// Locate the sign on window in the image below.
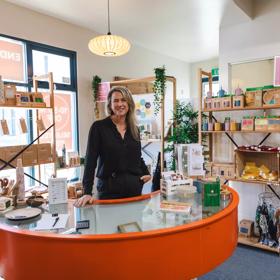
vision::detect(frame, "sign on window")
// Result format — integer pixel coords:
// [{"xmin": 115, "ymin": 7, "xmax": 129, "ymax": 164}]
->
[{"xmin": 0, "ymin": 37, "xmax": 25, "ymax": 83}]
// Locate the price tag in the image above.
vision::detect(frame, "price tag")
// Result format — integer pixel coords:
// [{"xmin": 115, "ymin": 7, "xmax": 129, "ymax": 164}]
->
[
  {"xmin": 1, "ymin": 119, "xmax": 10, "ymax": 135},
  {"xmin": 19, "ymin": 118, "xmax": 28, "ymax": 133}
]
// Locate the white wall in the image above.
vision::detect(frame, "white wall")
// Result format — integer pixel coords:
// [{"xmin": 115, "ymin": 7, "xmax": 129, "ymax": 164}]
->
[
  {"xmin": 0, "ymin": 1, "xmax": 190, "ymax": 155},
  {"xmin": 219, "ymin": 0, "xmax": 280, "ymax": 222}
]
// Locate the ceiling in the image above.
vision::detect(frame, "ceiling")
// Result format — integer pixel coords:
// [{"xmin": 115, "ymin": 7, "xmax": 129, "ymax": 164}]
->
[{"xmin": 6, "ymin": 0, "xmax": 242, "ymax": 63}]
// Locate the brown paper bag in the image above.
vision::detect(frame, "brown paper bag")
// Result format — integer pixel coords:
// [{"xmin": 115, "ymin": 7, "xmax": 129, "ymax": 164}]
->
[
  {"xmin": 1, "ymin": 119, "xmax": 10, "ymax": 135},
  {"xmin": 19, "ymin": 118, "xmax": 28, "ymax": 133}
]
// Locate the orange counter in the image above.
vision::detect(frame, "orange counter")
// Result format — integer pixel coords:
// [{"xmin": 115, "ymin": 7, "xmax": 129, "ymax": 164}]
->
[{"xmin": 0, "ymin": 188, "xmax": 239, "ymax": 280}]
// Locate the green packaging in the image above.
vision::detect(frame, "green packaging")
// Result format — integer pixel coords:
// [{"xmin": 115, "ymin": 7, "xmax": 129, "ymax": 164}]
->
[{"xmin": 203, "ymin": 181, "xmax": 220, "ymax": 207}]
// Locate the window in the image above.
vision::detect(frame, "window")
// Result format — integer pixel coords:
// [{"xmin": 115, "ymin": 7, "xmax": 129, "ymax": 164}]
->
[
  {"xmin": 0, "ymin": 34, "xmax": 79, "ymax": 185},
  {"xmin": 202, "ymin": 76, "xmax": 219, "ymax": 97}
]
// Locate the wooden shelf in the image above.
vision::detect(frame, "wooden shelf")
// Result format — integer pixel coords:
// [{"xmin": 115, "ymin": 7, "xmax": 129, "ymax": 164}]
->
[
  {"xmin": 229, "ymin": 177, "xmax": 279, "ymax": 185},
  {"xmin": 238, "ymin": 235, "xmax": 279, "ymax": 254},
  {"xmin": 0, "ymin": 105, "xmax": 52, "ymax": 109},
  {"xmin": 57, "ymin": 165, "xmax": 82, "ymax": 170},
  {"xmin": 237, "ymin": 149, "xmax": 280, "ymax": 154},
  {"xmin": 202, "ymin": 130, "xmax": 280, "ymax": 134},
  {"xmin": 203, "ymin": 104, "xmax": 280, "ymax": 112}
]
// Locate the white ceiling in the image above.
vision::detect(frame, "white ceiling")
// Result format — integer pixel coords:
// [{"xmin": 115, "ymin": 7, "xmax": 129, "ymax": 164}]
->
[{"xmin": 6, "ymin": 0, "xmax": 237, "ymax": 63}]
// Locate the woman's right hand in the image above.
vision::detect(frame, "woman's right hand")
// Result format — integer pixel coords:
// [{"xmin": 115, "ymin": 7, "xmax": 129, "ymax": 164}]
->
[{"xmin": 74, "ymin": 195, "xmax": 94, "ymax": 208}]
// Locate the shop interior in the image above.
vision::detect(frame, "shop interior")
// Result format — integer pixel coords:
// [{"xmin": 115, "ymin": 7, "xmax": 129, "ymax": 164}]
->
[{"xmin": 0, "ymin": 1, "xmax": 280, "ymax": 280}]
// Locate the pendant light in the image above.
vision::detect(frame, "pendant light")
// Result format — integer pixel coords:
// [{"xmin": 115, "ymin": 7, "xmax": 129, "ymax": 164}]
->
[{"xmin": 88, "ymin": 0, "xmax": 131, "ymax": 57}]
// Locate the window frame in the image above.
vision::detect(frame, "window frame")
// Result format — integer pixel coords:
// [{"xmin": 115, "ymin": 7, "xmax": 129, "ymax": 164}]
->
[{"xmin": 0, "ymin": 33, "xmax": 79, "ymax": 152}]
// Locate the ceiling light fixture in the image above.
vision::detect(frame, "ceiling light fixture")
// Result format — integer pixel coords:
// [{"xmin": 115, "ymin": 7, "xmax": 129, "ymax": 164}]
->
[{"xmin": 88, "ymin": 0, "xmax": 131, "ymax": 57}]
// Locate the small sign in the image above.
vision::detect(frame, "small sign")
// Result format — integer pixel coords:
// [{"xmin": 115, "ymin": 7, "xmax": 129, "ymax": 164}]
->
[{"xmin": 48, "ymin": 178, "xmax": 68, "ymax": 204}]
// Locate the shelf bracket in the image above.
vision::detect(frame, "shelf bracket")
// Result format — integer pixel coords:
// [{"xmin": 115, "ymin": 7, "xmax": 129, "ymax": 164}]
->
[
  {"xmin": 225, "ymin": 132, "xmax": 239, "ymax": 148},
  {"xmin": 266, "ymin": 183, "xmax": 280, "ymax": 201},
  {"xmin": 258, "ymin": 133, "xmax": 271, "ymax": 146},
  {"xmin": 0, "ymin": 158, "xmax": 48, "ymax": 188},
  {"xmin": 0, "ymin": 123, "xmax": 54, "ymax": 170}
]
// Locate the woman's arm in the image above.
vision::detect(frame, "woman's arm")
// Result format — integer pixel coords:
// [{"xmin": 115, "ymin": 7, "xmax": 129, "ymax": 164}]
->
[{"xmin": 82, "ymin": 122, "xmax": 101, "ymax": 195}]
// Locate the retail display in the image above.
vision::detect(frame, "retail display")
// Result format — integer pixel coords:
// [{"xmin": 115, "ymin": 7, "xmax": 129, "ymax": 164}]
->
[{"xmin": 198, "ymin": 68, "xmax": 280, "ymax": 253}]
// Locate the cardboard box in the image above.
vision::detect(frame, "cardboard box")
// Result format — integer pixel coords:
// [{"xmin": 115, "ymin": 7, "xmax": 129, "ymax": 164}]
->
[
  {"xmin": 221, "ymin": 96, "xmax": 232, "ymax": 109},
  {"xmin": 0, "ymin": 147, "xmax": 6, "ymax": 169},
  {"xmin": 267, "ymin": 118, "xmax": 280, "ymax": 131},
  {"xmin": 245, "ymin": 90, "xmax": 262, "ymax": 107},
  {"xmin": 203, "ymin": 180, "xmax": 220, "ymax": 207},
  {"xmin": 255, "ymin": 118, "xmax": 268, "ymax": 131},
  {"xmin": 22, "ymin": 145, "xmax": 38, "ymax": 166},
  {"xmin": 242, "ymin": 117, "xmax": 255, "ymax": 131},
  {"xmin": 4, "ymin": 145, "xmax": 23, "ymax": 168},
  {"xmin": 239, "ymin": 219, "xmax": 254, "ymax": 237},
  {"xmin": 37, "ymin": 143, "xmax": 53, "ymax": 164},
  {"xmin": 233, "ymin": 95, "xmax": 244, "ymax": 108}
]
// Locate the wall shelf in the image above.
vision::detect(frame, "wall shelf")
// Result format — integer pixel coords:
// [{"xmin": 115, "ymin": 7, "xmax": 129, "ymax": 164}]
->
[
  {"xmin": 238, "ymin": 235, "xmax": 279, "ymax": 254},
  {"xmin": 203, "ymin": 104, "xmax": 280, "ymax": 112},
  {"xmin": 201, "ymin": 130, "xmax": 280, "ymax": 134}
]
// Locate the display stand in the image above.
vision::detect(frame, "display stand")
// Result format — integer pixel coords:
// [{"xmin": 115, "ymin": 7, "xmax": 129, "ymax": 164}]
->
[
  {"xmin": 0, "ymin": 72, "xmax": 56, "ymax": 188},
  {"xmin": 198, "ymin": 68, "xmax": 280, "ymax": 254},
  {"xmin": 109, "ymin": 76, "xmax": 177, "ymax": 172}
]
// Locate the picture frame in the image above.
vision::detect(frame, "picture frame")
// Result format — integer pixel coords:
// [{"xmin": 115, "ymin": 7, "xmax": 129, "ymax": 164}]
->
[{"xmin": 117, "ymin": 222, "xmax": 142, "ymax": 233}]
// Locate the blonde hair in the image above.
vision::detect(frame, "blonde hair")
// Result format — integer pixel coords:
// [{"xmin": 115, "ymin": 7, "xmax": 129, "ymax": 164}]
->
[{"xmin": 107, "ymin": 86, "xmax": 139, "ymax": 141}]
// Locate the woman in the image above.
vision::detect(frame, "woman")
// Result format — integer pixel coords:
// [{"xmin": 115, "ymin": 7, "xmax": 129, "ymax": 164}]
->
[{"xmin": 75, "ymin": 86, "xmax": 151, "ymax": 207}]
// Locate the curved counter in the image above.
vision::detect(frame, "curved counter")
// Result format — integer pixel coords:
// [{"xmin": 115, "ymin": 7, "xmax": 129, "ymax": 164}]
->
[{"xmin": 0, "ymin": 188, "xmax": 239, "ymax": 280}]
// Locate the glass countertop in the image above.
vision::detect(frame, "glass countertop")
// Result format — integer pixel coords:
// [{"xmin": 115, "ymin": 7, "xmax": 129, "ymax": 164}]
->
[{"xmin": 0, "ymin": 192, "xmax": 231, "ymax": 235}]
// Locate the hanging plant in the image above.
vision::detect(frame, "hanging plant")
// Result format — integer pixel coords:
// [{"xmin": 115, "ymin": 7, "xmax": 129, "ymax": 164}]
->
[
  {"xmin": 91, "ymin": 75, "xmax": 102, "ymax": 119},
  {"xmin": 153, "ymin": 66, "xmax": 166, "ymax": 115}
]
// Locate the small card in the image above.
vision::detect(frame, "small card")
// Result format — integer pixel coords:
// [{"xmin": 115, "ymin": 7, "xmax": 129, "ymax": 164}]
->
[
  {"xmin": 1, "ymin": 119, "xmax": 10, "ymax": 135},
  {"xmin": 34, "ymin": 213, "xmax": 69, "ymax": 230},
  {"xmin": 19, "ymin": 118, "xmax": 28, "ymax": 133},
  {"xmin": 48, "ymin": 178, "xmax": 68, "ymax": 204},
  {"xmin": 37, "ymin": 118, "xmax": 46, "ymax": 131}
]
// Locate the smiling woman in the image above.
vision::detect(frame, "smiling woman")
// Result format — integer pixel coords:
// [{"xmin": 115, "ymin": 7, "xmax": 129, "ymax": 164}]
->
[{"xmin": 75, "ymin": 86, "xmax": 151, "ymax": 207}]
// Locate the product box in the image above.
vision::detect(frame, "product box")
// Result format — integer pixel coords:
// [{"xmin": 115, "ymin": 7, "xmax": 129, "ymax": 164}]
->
[
  {"xmin": 239, "ymin": 219, "xmax": 254, "ymax": 237},
  {"xmin": 245, "ymin": 89, "xmax": 262, "ymax": 107},
  {"xmin": 204, "ymin": 98, "xmax": 212, "ymax": 110},
  {"xmin": 267, "ymin": 118, "xmax": 280, "ymax": 131},
  {"xmin": 37, "ymin": 143, "xmax": 53, "ymax": 164},
  {"xmin": 255, "ymin": 117, "xmax": 268, "ymax": 131},
  {"xmin": 241, "ymin": 117, "xmax": 255, "ymax": 131},
  {"xmin": 4, "ymin": 145, "xmax": 23, "ymax": 168},
  {"xmin": 4, "ymin": 85, "xmax": 16, "ymax": 106},
  {"xmin": 203, "ymin": 181, "xmax": 220, "ymax": 207},
  {"xmin": 22, "ymin": 145, "xmax": 38, "ymax": 166},
  {"xmin": 232, "ymin": 95, "xmax": 244, "ymax": 108},
  {"xmin": 221, "ymin": 96, "xmax": 232, "ymax": 109}
]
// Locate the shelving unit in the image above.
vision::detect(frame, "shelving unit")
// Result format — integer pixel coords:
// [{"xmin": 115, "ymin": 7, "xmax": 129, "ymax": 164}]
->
[
  {"xmin": 0, "ymin": 72, "xmax": 56, "ymax": 188},
  {"xmin": 198, "ymin": 68, "xmax": 280, "ymax": 254}
]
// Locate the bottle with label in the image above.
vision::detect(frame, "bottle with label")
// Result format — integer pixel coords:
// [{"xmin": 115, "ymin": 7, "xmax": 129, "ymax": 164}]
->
[
  {"xmin": 0, "ymin": 75, "xmax": 5, "ymax": 104},
  {"xmin": 62, "ymin": 144, "xmax": 66, "ymax": 167},
  {"xmin": 16, "ymin": 158, "xmax": 25, "ymax": 201}
]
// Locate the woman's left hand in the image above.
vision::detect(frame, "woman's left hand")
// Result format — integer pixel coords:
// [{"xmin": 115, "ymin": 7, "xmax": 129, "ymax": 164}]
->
[{"xmin": 140, "ymin": 175, "xmax": 152, "ymax": 184}]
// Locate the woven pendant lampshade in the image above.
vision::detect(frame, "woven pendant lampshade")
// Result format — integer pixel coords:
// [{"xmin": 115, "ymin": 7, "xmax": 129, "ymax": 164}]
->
[
  {"xmin": 88, "ymin": 0, "xmax": 130, "ymax": 57},
  {"xmin": 88, "ymin": 33, "xmax": 130, "ymax": 57}
]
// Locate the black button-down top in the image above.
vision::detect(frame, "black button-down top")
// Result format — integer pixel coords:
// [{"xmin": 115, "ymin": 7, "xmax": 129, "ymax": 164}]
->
[{"xmin": 82, "ymin": 117, "xmax": 150, "ymax": 195}]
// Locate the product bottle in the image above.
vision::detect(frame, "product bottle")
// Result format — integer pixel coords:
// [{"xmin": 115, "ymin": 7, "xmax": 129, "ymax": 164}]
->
[
  {"xmin": 16, "ymin": 158, "xmax": 25, "ymax": 201},
  {"xmin": 62, "ymin": 144, "xmax": 66, "ymax": 167},
  {"xmin": 0, "ymin": 75, "xmax": 5, "ymax": 104}
]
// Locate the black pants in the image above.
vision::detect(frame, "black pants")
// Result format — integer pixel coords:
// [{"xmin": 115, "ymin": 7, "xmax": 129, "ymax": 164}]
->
[{"xmin": 96, "ymin": 173, "xmax": 144, "ymax": 200}]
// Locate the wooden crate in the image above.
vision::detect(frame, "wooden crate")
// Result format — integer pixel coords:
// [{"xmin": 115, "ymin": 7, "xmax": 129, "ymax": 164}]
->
[
  {"xmin": 233, "ymin": 95, "xmax": 244, "ymax": 108},
  {"xmin": 235, "ymin": 150, "xmax": 280, "ymax": 181}
]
